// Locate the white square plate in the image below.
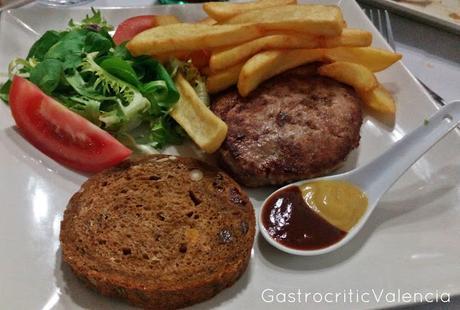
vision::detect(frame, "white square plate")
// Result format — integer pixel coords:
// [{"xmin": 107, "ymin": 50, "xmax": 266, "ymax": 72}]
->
[{"xmin": 0, "ymin": 1, "xmax": 459, "ymax": 309}]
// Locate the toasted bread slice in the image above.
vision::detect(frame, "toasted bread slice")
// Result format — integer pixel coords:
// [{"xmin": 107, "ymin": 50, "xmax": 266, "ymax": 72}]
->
[{"xmin": 60, "ymin": 155, "xmax": 255, "ymax": 309}]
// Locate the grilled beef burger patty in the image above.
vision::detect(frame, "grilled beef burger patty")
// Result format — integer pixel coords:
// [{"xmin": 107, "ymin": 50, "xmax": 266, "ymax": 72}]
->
[{"xmin": 211, "ymin": 65, "xmax": 363, "ymax": 187}]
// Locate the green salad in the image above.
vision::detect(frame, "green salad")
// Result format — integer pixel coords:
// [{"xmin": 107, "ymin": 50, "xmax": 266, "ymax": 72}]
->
[{"xmin": 0, "ymin": 9, "xmax": 207, "ymax": 153}]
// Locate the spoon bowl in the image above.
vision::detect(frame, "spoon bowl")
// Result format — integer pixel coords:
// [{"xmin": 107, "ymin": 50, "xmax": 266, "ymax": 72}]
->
[{"xmin": 259, "ymin": 100, "xmax": 460, "ymax": 256}]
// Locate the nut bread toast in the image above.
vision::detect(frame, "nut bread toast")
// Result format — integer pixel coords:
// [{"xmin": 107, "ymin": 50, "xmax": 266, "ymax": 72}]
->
[{"xmin": 60, "ymin": 155, "xmax": 255, "ymax": 309}]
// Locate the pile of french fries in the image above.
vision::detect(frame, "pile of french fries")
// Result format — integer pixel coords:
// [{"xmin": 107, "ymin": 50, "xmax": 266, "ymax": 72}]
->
[{"xmin": 126, "ymin": 0, "xmax": 402, "ymax": 153}]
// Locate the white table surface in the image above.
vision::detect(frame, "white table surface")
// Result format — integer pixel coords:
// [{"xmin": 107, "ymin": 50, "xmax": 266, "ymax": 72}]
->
[{"xmin": 9, "ymin": 0, "xmax": 460, "ymax": 309}]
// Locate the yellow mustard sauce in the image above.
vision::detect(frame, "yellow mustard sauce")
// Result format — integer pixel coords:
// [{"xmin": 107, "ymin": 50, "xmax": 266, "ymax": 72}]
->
[{"xmin": 300, "ymin": 180, "xmax": 368, "ymax": 232}]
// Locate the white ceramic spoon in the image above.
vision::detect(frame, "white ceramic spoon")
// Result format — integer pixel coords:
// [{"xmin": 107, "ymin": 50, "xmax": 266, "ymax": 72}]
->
[{"xmin": 259, "ymin": 100, "xmax": 460, "ymax": 256}]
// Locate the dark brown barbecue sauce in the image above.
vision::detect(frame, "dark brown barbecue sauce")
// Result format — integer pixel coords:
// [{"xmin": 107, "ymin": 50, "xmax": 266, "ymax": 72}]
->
[{"xmin": 261, "ymin": 185, "xmax": 346, "ymax": 250}]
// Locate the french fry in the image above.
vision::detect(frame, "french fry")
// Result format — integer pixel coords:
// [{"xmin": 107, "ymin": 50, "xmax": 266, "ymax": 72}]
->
[
  {"xmin": 322, "ymin": 28, "xmax": 372, "ymax": 48},
  {"xmin": 318, "ymin": 61, "xmax": 378, "ymax": 92},
  {"xmin": 196, "ymin": 17, "xmax": 218, "ymax": 25},
  {"xmin": 210, "ymin": 35, "xmax": 312, "ymax": 71},
  {"xmin": 357, "ymin": 84, "xmax": 396, "ymax": 116},
  {"xmin": 203, "ymin": 0, "xmax": 297, "ymax": 22},
  {"xmin": 238, "ymin": 49, "xmax": 324, "ymax": 97},
  {"xmin": 209, "ymin": 29, "xmax": 371, "ymax": 71},
  {"xmin": 207, "ymin": 63, "xmax": 244, "ymax": 94},
  {"xmin": 127, "ymin": 23, "xmax": 263, "ymax": 56},
  {"xmin": 263, "ymin": 28, "xmax": 371, "ymax": 46},
  {"xmin": 154, "ymin": 15, "xmax": 182, "ymax": 25},
  {"xmin": 171, "ymin": 74, "xmax": 228, "ymax": 153},
  {"xmin": 224, "ymin": 5, "xmax": 345, "ymax": 36},
  {"xmin": 324, "ymin": 47, "xmax": 402, "ymax": 72}
]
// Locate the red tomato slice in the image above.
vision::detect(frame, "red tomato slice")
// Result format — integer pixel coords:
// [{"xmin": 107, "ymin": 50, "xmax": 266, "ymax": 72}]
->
[
  {"xmin": 114, "ymin": 15, "xmax": 180, "ymax": 45},
  {"xmin": 113, "ymin": 15, "xmax": 157, "ymax": 45},
  {"xmin": 9, "ymin": 76, "xmax": 132, "ymax": 173},
  {"xmin": 189, "ymin": 49, "xmax": 211, "ymax": 69}
]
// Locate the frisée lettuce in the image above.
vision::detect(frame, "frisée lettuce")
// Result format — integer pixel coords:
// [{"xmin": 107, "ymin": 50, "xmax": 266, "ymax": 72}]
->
[{"xmin": 0, "ymin": 9, "xmax": 186, "ymax": 152}]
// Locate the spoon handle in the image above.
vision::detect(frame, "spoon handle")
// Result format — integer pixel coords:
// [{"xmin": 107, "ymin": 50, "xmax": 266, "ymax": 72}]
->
[{"xmin": 353, "ymin": 101, "xmax": 460, "ymax": 201}]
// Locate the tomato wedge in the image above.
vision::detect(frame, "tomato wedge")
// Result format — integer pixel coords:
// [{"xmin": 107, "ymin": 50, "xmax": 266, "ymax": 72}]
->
[
  {"xmin": 113, "ymin": 15, "xmax": 180, "ymax": 45},
  {"xmin": 189, "ymin": 49, "xmax": 211, "ymax": 70},
  {"xmin": 9, "ymin": 76, "xmax": 132, "ymax": 173}
]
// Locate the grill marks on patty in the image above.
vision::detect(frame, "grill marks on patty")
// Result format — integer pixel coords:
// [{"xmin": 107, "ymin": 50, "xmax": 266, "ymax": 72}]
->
[{"xmin": 212, "ymin": 65, "xmax": 363, "ymax": 187}]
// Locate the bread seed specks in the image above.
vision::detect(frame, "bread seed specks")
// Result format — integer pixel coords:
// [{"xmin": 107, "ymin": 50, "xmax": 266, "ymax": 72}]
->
[
  {"xmin": 240, "ymin": 221, "xmax": 249, "ymax": 235},
  {"xmin": 218, "ymin": 229, "xmax": 233, "ymax": 244},
  {"xmin": 190, "ymin": 169, "xmax": 203, "ymax": 181},
  {"xmin": 229, "ymin": 188, "xmax": 244, "ymax": 206},
  {"xmin": 188, "ymin": 191, "xmax": 201, "ymax": 206},
  {"xmin": 179, "ymin": 244, "xmax": 187, "ymax": 253}
]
